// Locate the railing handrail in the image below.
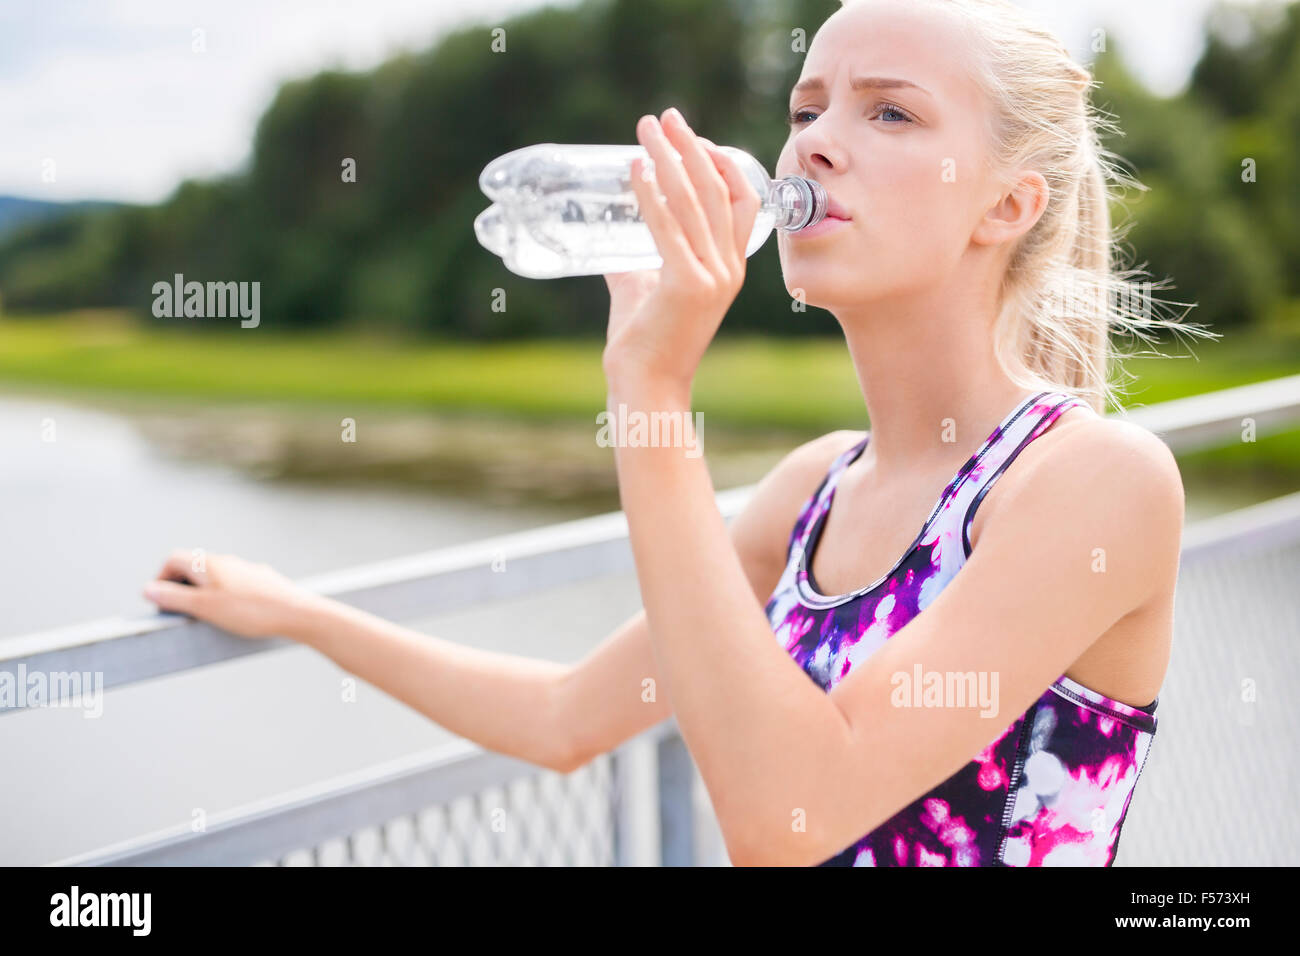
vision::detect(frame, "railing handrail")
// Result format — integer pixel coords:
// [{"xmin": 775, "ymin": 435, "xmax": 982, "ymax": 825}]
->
[
  {"xmin": 3, "ymin": 374, "xmax": 1299, "ymax": 717},
  {"xmin": 1114, "ymin": 372, "xmax": 1300, "ymax": 453}
]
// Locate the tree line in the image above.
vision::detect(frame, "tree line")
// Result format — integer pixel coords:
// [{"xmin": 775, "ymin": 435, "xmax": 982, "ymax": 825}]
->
[{"xmin": 0, "ymin": 0, "xmax": 1296, "ymax": 340}]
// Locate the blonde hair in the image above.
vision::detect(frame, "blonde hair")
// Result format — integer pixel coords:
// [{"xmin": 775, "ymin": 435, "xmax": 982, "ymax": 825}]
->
[{"xmin": 836, "ymin": 0, "xmax": 1217, "ymax": 413}]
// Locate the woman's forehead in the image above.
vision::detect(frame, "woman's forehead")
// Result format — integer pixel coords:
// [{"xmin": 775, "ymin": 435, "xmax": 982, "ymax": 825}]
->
[
  {"xmin": 802, "ymin": 0, "xmax": 973, "ymax": 94},
  {"xmin": 800, "ymin": 0, "xmax": 977, "ymax": 87}
]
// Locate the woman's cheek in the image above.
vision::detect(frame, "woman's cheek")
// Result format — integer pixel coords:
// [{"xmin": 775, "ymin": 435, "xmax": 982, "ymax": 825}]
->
[{"xmin": 888, "ymin": 182, "xmax": 962, "ymax": 255}]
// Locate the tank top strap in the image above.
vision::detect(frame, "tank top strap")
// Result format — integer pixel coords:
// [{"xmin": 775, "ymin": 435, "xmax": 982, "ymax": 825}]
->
[
  {"xmin": 786, "ymin": 432, "xmax": 870, "ymax": 564},
  {"xmin": 949, "ymin": 391, "xmax": 1094, "ymax": 558}
]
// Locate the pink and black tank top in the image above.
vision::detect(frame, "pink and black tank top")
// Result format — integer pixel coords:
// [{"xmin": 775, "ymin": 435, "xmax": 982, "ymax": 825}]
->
[{"xmin": 763, "ymin": 390, "xmax": 1158, "ymax": 866}]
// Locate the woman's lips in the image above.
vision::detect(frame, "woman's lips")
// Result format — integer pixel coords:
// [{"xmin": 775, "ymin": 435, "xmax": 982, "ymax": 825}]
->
[
  {"xmin": 782, "ymin": 182, "xmax": 851, "ymax": 238},
  {"xmin": 789, "ymin": 215, "xmax": 851, "ymax": 239},
  {"xmin": 790, "ymin": 193, "xmax": 852, "ymax": 239},
  {"xmin": 824, "ymin": 196, "xmax": 852, "ymax": 220}
]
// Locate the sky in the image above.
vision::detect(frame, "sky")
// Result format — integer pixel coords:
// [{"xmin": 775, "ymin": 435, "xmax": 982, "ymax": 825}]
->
[{"xmin": 0, "ymin": 0, "xmax": 1279, "ymax": 203}]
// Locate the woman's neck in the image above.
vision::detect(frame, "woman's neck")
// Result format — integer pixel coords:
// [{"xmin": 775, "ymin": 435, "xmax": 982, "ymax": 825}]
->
[{"xmin": 834, "ymin": 292, "xmax": 1044, "ymax": 480}]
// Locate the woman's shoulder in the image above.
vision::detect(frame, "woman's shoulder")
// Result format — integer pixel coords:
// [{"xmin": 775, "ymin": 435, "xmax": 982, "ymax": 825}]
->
[
  {"xmin": 746, "ymin": 428, "xmax": 867, "ymax": 513},
  {"xmin": 728, "ymin": 429, "xmax": 868, "ymax": 588},
  {"xmin": 997, "ymin": 410, "xmax": 1182, "ymax": 700},
  {"xmin": 1052, "ymin": 411, "xmax": 1184, "ymax": 509},
  {"xmin": 981, "ymin": 408, "xmax": 1184, "ymax": 575}
]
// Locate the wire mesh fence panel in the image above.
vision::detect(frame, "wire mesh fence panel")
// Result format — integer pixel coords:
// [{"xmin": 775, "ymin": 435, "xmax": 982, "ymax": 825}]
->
[
  {"xmin": 1117, "ymin": 536, "xmax": 1300, "ymax": 866},
  {"xmin": 260, "ymin": 753, "xmax": 620, "ymax": 866}
]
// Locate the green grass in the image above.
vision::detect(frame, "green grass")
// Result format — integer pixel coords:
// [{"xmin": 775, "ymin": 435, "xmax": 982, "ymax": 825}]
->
[
  {"xmin": 0, "ymin": 310, "xmax": 1297, "ymax": 434},
  {"xmin": 0, "ymin": 311, "xmax": 610, "ymax": 421}
]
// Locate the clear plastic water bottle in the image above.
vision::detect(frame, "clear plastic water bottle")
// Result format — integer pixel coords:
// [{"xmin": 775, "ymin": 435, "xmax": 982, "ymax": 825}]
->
[{"xmin": 473, "ymin": 143, "xmax": 828, "ymax": 279}]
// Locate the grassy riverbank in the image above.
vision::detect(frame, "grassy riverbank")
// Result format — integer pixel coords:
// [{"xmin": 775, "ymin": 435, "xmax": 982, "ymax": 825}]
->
[
  {"xmin": 2, "ymin": 310, "xmax": 1296, "ymax": 512},
  {"xmin": 1, "ymin": 309, "xmax": 1297, "ymax": 429}
]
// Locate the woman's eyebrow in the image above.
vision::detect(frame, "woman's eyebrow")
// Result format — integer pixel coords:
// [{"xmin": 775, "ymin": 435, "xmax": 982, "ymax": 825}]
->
[{"xmin": 790, "ymin": 75, "xmax": 932, "ymax": 98}]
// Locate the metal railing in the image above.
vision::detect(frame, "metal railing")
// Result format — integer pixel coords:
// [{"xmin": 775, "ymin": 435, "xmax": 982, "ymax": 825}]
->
[{"xmin": 5, "ymin": 374, "xmax": 1300, "ymax": 866}]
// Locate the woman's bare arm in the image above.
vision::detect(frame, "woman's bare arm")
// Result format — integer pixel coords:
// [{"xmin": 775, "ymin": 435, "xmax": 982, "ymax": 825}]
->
[
  {"xmin": 295, "ymin": 600, "xmax": 577, "ymax": 770},
  {"xmin": 555, "ymin": 429, "xmax": 864, "ymax": 771},
  {"xmin": 142, "ymin": 430, "xmax": 861, "ymax": 775}
]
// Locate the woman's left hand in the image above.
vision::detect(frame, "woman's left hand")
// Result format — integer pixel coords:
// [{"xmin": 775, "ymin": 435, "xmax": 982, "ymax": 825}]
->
[{"xmin": 601, "ymin": 107, "xmax": 761, "ymax": 396}]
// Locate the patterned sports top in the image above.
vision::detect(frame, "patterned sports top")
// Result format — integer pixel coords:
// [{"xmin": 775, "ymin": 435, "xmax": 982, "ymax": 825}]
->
[{"xmin": 763, "ymin": 390, "xmax": 1159, "ymax": 866}]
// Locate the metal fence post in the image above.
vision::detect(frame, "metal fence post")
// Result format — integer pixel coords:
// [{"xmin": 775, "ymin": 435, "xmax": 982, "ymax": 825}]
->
[
  {"xmin": 657, "ymin": 732, "xmax": 695, "ymax": 867},
  {"xmin": 612, "ymin": 736, "xmax": 659, "ymax": 866}
]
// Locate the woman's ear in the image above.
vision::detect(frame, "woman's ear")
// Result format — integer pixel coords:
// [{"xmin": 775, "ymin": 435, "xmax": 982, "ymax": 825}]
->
[{"xmin": 972, "ymin": 169, "xmax": 1050, "ymax": 246}]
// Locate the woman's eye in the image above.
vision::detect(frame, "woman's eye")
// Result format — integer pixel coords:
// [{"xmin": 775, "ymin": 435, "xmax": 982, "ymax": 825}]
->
[
  {"xmin": 787, "ymin": 109, "xmax": 817, "ymax": 126},
  {"xmin": 875, "ymin": 103, "xmax": 913, "ymax": 123}
]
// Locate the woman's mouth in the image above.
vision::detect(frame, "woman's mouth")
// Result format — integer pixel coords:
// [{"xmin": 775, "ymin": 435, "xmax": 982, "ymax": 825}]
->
[
  {"xmin": 789, "ymin": 191, "xmax": 852, "ymax": 240},
  {"xmin": 824, "ymin": 196, "xmax": 853, "ymax": 221},
  {"xmin": 791, "ymin": 212, "xmax": 851, "ymax": 240},
  {"xmin": 789, "ymin": 216, "xmax": 850, "ymax": 239}
]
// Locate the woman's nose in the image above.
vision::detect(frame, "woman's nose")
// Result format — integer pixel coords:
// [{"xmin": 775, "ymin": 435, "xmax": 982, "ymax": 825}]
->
[{"xmin": 794, "ymin": 125, "xmax": 844, "ymax": 174}]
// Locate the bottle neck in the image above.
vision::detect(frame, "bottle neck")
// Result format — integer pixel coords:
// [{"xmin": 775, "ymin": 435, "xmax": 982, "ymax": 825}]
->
[
  {"xmin": 766, "ymin": 177, "xmax": 828, "ymax": 231},
  {"xmin": 717, "ymin": 147, "xmax": 827, "ymax": 232}
]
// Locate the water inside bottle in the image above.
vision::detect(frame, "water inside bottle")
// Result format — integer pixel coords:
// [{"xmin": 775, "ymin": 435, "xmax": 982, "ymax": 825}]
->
[
  {"xmin": 476, "ymin": 194, "xmax": 779, "ymax": 278},
  {"xmin": 474, "ymin": 143, "xmax": 788, "ymax": 278}
]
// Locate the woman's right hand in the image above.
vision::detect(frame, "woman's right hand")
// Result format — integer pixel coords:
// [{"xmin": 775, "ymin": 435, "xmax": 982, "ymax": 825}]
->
[{"xmin": 143, "ymin": 549, "xmax": 322, "ymax": 640}]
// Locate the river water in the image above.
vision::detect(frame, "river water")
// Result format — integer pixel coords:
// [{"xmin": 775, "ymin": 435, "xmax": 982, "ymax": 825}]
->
[{"xmin": 0, "ymin": 392, "xmax": 594, "ymax": 636}]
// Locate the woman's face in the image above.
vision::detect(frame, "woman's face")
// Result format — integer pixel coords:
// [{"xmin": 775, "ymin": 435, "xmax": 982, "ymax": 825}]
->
[{"xmin": 774, "ymin": 0, "xmax": 1000, "ymax": 310}]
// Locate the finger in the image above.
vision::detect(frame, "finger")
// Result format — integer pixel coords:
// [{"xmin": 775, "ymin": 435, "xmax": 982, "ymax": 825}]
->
[
  {"xmin": 157, "ymin": 548, "xmax": 208, "ymax": 586},
  {"xmin": 701, "ymin": 140, "xmax": 762, "ymax": 263},
  {"xmin": 630, "ymin": 157, "xmax": 709, "ymax": 282},
  {"xmin": 143, "ymin": 579, "xmax": 204, "ymax": 617},
  {"xmin": 660, "ymin": 110, "xmax": 735, "ymax": 273},
  {"xmin": 636, "ymin": 114, "xmax": 724, "ymax": 275}
]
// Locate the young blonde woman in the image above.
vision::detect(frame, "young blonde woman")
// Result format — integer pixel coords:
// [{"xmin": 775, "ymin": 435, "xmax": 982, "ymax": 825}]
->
[{"xmin": 145, "ymin": 0, "xmax": 1208, "ymax": 866}]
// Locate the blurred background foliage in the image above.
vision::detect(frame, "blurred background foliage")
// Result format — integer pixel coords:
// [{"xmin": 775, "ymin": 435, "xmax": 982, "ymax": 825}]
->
[{"xmin": 0, "ymin": 0, "xmax": 1298, "ymax": 345}]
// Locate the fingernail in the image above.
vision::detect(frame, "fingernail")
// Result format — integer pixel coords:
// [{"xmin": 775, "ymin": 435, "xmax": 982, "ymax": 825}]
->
[
  {"xmin": 666, "ymin": 107, "xmax": 684, "ymax": 125},
  {"xmin": 143, "ymin": 582, "xmax": 162, "ymax": 600}
]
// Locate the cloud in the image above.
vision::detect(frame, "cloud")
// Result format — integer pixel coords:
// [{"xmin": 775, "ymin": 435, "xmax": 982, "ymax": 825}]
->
[{"xmin": 0, "ymin": 0, "xmax": 564, "ymax": 202}]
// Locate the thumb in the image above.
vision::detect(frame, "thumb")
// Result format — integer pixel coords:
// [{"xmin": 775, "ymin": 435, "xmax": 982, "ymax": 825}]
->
[{"xmin": 144, "ymin": 580, "xmax": 203, "ymax": 617}]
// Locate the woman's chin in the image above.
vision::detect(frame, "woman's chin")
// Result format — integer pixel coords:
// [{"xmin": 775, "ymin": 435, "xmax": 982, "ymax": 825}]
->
[{"xmin": 780, "ymin": 268, "xmax": 858, "ymax": 311}]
